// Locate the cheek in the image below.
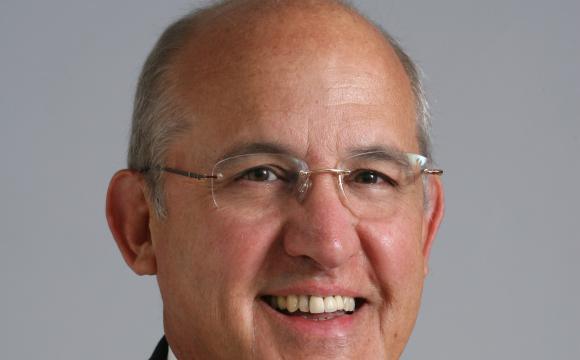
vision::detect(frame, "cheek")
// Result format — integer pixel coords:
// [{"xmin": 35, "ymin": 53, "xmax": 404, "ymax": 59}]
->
[
  {"xmin": 201, "ymin": 213, "xmax": 282, "ymax": 288},
  {"xmin": 157, "ymin": 197, "xmax": 284, "ymax": 299},
  {"xmin": 152, "ymin": 201, "xmax": 285, "ymax": 355},
  {"xmin": 356, "ymin": 212, "xmax": 426, "ymax": 294}
]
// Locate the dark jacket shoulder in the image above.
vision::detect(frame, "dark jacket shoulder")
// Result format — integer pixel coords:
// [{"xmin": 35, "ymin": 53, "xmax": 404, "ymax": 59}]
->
[{"xmin": 149, "ymin": 336, "xmax": 168, "ymax": 360}]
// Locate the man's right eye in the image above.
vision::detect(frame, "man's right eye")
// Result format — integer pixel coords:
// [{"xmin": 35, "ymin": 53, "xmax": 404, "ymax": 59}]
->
[{"xmin": 239, "ymin": 167, "xmax": 282, "ymax": 182}]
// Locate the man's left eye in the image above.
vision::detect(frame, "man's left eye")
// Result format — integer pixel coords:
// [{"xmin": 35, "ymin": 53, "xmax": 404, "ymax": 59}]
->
[{"xmin": 349, "ymin": 170, "xmax": 398, "ymax": 187}]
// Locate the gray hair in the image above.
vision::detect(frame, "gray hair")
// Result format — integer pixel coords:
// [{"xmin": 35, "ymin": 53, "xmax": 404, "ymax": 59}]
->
[
  {"xmin": 127, "ymin": 12, "xmax": 199, "ymax": 217},
  {"xmin": 127, "ymin": 0, "xmax": 432, "ymax": 218}
]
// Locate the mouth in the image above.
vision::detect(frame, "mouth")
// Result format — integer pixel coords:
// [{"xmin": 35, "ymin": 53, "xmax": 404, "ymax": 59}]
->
[{"xmin": 260, "ymin": 294, "xmax": 366, "ymax": 320}]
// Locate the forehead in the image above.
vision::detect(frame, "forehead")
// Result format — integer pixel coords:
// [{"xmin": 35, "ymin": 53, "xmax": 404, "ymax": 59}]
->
[{"xmin": 167, "ymin": 3, "xmax": 418, "ymax": 164}]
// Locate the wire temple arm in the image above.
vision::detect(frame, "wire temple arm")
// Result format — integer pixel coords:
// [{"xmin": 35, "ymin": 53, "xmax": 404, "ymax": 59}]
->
[
  {"xmin": 140, "ymin": 166, "xmax": 218, "ymax": 180},
  {"xmin": 422, "ymin": 168, "xmax": 443, "ymax": 175}
]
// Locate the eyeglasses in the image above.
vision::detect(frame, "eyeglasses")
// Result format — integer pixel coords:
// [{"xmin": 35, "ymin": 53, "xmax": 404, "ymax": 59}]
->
[{"xmin": 142, "ymin": 151, "xmax": 442, "ymax": 220}]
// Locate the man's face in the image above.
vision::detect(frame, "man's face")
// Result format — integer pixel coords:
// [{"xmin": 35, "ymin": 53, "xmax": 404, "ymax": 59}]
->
[{"xmin": 149, "ymin": 7, "xmax": 442, "ymax": 360}]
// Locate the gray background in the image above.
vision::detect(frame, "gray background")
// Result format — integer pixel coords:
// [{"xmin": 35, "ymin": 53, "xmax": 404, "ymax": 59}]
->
[{"xmin": 1, "ymin": 0, "xmax": 578, "ymax": 358}]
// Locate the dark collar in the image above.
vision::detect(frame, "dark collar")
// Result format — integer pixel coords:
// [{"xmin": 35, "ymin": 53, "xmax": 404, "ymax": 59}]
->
[{"xmin": 149, "ymin": 336, "xmax": 168, "ymax": 360}]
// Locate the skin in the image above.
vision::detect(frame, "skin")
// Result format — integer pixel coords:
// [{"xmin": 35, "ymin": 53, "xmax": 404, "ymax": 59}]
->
[{"xmin": 107, "ymin": 1, "xmax": 444, "ymax": 359}]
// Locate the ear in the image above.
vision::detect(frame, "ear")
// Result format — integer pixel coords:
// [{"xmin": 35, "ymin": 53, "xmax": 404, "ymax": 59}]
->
[
  {"xmin": 421, "ymin": 175, "xmax": 445, "ymax": 276},
  {"xmin": 106, "ymin": 169, "xmax": 157, "ymax": 275}
]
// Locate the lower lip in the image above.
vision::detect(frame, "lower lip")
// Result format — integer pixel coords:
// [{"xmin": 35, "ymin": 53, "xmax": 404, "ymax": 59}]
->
[{"xmin": 258, "ymin": 299, "xmax": 363, "ymax": 337}]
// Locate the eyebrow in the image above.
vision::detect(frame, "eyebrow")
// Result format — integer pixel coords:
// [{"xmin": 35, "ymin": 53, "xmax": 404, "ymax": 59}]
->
[
  {"xmin": 345, "ymin": 145, "xmax": 410, "ymax": 161},
  {"xmin": 216, "ymin": 142, "xmax": 413, "ymax": 163},
  {"xmin": 218, "ymin": 142, "xmax": 296, "ymax": 161}
]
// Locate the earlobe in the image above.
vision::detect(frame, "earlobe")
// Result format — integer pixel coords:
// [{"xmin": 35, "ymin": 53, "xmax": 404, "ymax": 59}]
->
[
  {"xmin": 421, "ymin": 176, "xmax": 445, "ymax": 276},
  {"xmin": 106, "ymin": 169, "xmax": 157, "ymax": 275}
]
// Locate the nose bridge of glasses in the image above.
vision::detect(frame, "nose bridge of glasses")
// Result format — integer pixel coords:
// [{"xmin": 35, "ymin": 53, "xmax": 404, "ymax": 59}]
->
[{"xmin": 295, "ymin": 168, "xmax": 351, "ymax": 201}]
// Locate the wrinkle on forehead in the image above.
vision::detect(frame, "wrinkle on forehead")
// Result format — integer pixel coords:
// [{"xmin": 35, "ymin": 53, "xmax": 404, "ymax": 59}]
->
[{"xmin": 323, "ymin": 68, "xmax": 387, "ymax": 107}]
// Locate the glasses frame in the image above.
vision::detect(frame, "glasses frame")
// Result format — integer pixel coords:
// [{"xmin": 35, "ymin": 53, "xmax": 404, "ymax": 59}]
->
[
  {"xmin": 140, "ymin": 152, "xmax": 443, "ymax": 207},
  {"xmin": 141, "ymin": 166, "xmax": 220, "ymax": 180}
]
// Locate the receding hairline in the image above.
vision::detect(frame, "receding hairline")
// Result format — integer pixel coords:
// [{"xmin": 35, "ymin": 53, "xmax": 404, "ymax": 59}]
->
[
  {"xmin": 160, "ymin": 0, "xmax": 420, "ymax": 139},
  {"xmin": 161, "ymin": 0, "xmax": 402, "ymax": 79}
]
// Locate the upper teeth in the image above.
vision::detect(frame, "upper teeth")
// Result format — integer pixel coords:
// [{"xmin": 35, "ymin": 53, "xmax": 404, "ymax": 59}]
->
[{"xmin": 271, "ymin": 295, "xmax": 356, "ymax": 313}]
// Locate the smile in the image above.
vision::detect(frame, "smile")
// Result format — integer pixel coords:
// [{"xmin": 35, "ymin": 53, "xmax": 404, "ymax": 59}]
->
[{"xmin": 262, "ymin": 294, "xmax": 364, "ymax": 319}]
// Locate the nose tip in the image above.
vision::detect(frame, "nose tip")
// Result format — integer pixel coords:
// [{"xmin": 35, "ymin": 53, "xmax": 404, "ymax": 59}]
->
[{"xmin": 283, "ymin": 176, "xmax": 359, "ymax": 270}]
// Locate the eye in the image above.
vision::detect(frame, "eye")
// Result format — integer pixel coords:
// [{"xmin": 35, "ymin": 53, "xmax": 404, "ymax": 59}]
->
[
  {"xmin": 239, "ymin": 166, "xmax": 285, "ymax": 182},
  {"xmin": 349, "ymin": 169, "xmax": 398, "ymax": 187}
]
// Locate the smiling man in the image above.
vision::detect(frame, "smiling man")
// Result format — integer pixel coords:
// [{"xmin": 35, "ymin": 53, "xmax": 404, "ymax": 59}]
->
[{"xmin": 106, "ymin": 0, "xmax": 444, "ymax": 359}]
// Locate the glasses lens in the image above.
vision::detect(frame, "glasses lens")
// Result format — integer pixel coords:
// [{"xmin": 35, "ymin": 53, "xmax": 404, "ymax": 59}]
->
[
  {"xmin": 338, "ymin": 152, "xmax": 425, "ymax": 219},
  {"xmin": 211, "ymin": 153, "xmax": 306, "ymax": 216}
]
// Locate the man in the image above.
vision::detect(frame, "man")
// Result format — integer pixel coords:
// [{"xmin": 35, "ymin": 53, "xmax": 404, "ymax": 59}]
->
[{"xmin": 106, "ymin": 0, "xmax": 444, "ymax": 359}]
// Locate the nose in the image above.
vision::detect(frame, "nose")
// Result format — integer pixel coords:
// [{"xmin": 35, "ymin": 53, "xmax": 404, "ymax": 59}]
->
[{"xmin": 282, "ymin": 174, "xmax": 359, "ymax": 270}]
